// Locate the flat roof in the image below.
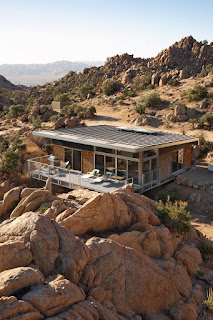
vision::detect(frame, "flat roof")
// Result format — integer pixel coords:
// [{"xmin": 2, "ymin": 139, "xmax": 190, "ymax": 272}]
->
[{"xmin": 33, "ymin": 125, "xmax": 199, "ymax": 153}]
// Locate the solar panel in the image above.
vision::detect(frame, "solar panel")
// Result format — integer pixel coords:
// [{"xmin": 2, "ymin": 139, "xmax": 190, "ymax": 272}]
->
[{"xmin": 116, "ymin": 126, "xmax": 161, "ymax": 135}]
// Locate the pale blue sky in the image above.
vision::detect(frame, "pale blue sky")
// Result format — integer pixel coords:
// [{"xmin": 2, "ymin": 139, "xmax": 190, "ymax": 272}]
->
[{"xmin": 0, "ymin": 0, "xmax": 212, "ymax": 64}]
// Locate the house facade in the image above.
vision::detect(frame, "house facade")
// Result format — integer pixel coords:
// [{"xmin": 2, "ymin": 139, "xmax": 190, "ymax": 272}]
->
[{"xmin": 28, "ymin": 125, "xmax": 198, "ymax": 193}]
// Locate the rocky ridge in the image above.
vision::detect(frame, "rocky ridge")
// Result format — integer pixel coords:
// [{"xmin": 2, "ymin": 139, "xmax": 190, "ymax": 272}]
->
[{"xmin": 0, "ymin": 180, "xmax": 211, "ymax": 320}]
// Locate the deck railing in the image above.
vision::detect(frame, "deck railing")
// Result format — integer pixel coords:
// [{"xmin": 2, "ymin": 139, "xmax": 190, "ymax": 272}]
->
[{"xmin": 27, "ymin": 155, "xmax": 172, "ymax": 193}]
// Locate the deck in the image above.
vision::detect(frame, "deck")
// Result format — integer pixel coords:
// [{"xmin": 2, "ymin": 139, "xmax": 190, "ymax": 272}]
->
[{"xmin": 27, "ymin": 155, "xmax": 173, "ymax": 193}]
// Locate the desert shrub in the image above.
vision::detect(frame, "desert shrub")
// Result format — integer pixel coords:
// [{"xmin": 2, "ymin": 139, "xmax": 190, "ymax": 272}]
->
[
  {"xmin": 200, "ymin": 64, "xmax": 213, "ymax": 77},
  {"xmin": 39, "ymin": 207, "xmax": 49, "ymax": 214},
  {"xmin": 31, "ymin": 116, "xmax": 41, "ymax": 129},
  {"xmin": 199, "ymin": 114, "xmax": 213, "ymax": 128},
  {"xmin": 132, "ymin": 73, "xmax": 151, "ymax": 92},
  {"xmin": 9, "ymin": 135, "xmax": 26, "ymax": 153},
  {"xmin": 101, "ymin": 80, "xmax": 121, "ymax": 96},
  {"xmin": 49, "ymin": 114, "xmax": 61, "ymax": 122},
  {"xmin": 142, "ymin": 92, "xmax": 162, "ymax": 108},
  {"xmin": 197, "ymin": 238, "xmax": 213, "ymax": 257},
  {"xmin": 135, "ymin": 93, "xmax": 162, "ymax": 114},
  {"xmin": 8, "ymin": 104, "xmax": 25, "ymax": 118},
  {"xmin": 54, "ymin": 93, "xmax": 69, "ymax": 102},
  {"xmin": 86, "ymin": 105, "xmax": 96, "ymax": 117},
  {"xmin": 188, "ymin": 85, "xmax": 208, "ymax": 101},
  {"xmin": 204, "ymin": 287, "xmax": 213, "ymax": 311},
  {"xmin": 167, "ymin": 78, "xmax": 180, "ymax": 86},
  {"xmin": 0, "ymin": 136, "xmax": 8, "ymax": 152},
  {"xmin": 198, "ymin": 133, "xmax": 212, "ymax": 156},
  {"xmin": 157, "ymin": 191, "xmax": 179, "ymax": 203},
  {"xmin": 157, "ymin": 197, "xmax": 191, "ymax": 235},
  {"xmin": 43, "ymin": 144, "xmax": 52, "ymax": 154},
  {"xmin": 78, "ymin": 84, "xmax": 95, "ymax": 99},
  {"xmin": 0, "ymin": 149, "xmax": 18, "ymax": 171}
]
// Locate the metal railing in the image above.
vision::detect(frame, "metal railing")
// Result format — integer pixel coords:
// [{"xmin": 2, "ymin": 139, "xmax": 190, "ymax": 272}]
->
[{"xmin": 27, "ymin": 156, "xmax": 173, "ymax": 193}]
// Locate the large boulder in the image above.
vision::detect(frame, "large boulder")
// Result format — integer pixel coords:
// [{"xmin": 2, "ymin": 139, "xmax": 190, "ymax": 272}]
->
[
  {"xmin": 60, "ymin": 192, "xmax": 131, "ymax": 235},
  {"xmin": 0, "ymin": 212, "xmax": 89, "ymax": 282},
  {"xmin": 81, "ymin": 237, "xmax": 181, "ymax": 314},
  {"xmin": 0, "ymin": 296, "xmax": 43, "ymax": 320},
  {"xmin": 0, "ymin": 240, "xmax": 32, "ymax": 272},
  {"xmin": 0, "ymin": 180, "xmax": 10, "ymax": 201},
  {"xmin": 175, "ymin": 244, "xmax": 203, "ymax": 275},
  {"xmin": 175, "ymin": 105, "xmax": 187, "ymax": 116},
  {"xmin": 22, "ymin": 275, "xmax": 85, "ymax": 318},
  {"xmin": 65, "ymin": 116, "xmax": 81, "ymax": 128},
  {"xmin": 0, "ymin": 186, "xmax": 22, "ymax": 217},
  {"xmin": 60, "ymin": 189, "xmax": 160, "ymax": 236},
  {"xmin": 54, "ymin": 117, "xmax": 66, "ymax": 129},
  {"xmin": 0, "ymin": 267, "xmax": 44, "ymax": 297}
]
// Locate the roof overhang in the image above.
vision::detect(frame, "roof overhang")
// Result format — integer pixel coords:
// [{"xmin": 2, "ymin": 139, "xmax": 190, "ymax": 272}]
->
[{"xmin": 33, "ymin": 130, "xmax": 199, "ymax": 153}]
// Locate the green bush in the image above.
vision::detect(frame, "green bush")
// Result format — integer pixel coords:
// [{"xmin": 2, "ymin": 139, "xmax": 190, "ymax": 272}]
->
[
  {"xmin": 188, "ymin": 85, "xmax": 208, "ymax": 101},
  {"xmin": 1, "ymin": 149, "xmax": 18, "ymax": 171},
  {"xmin": 101, "ymin": 80, "xmax": 121, "ymax": 96},
  {"xmin": 199, "ymin": 64, "xmax": 213, "ymax": 77},
  {"xmin": 86, "ymin": 105, "xmax": 96, "ymax": 117},
  {"xmin": 54, "ymin": 94, "xmax": 69, "ymax": 102},
  {"xmin": 198, "ymin": 133, "xmax": 212, "ymax": 156},
  {"xmin": 0, "ymin": 137, "xmax": 8, "ymax": 152},
  {"xmin": 39, "ymin": 207, "xmax": 49, "ymax": 214},
  {"xmin": 9, "ymin": 135, "xmax": 26, "ymax": 152},
  {"xmin": 31, "ymin": 116, "xmax": 41, "ymax": 129},
  {"xmin": 135, "ymin": 93, "xmax": 162, "ymax": 114},
  {"xmin": 132, "ymin": 74, "xmax": 151, "ymax": 92},
  {"xmin": 167, "ymin": 78, "xmax": 180, "ymax": 86},
  {"xmin": 199, "ymin": 114, "xmax": 213, "ymax": 128},
  {"xmin": 78, "ymin": 84, "xmax": 95, "ymax": 99},
  {"xmin": 8, "ymin": 104, "xmax": 25, "ymax": 118},
  {"xmin": 135, "ymin": 103, "xmax": 147, "ymax": 114},
  {"xmin": 49, "ymin": 114, "xmax": 61, "ymax": 122},
  {"xmin": 157, "ymin": 197, "xmax": 191, "ymax": 235}
]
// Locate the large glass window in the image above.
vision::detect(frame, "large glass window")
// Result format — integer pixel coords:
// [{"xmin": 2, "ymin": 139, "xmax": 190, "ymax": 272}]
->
[
  {"xmin": 128, "ymin": 161, "xmax": 138, "ymax": 178},
  {"xmin": 172, "ymin": 149, "xmax": 184, "ymax": 172},
  {"xmin": 64, "ymin": 148, "xmax": 72, "ymax": 167},
  {"xmin": 95, "ymin": 154, "xmax": 104, "ymax": 174},
  {"xmin": 106, "ymin": 156, "xmax": 115, "ymax": 174},
  {"xmin": 117, "ymin": 158, "xmax": 127, "ymax": 180},
  {"xmin": 73, "ymin": 150, "xmax": 81, "ymax": 171}
]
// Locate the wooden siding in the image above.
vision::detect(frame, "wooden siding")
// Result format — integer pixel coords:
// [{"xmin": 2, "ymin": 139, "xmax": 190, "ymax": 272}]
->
[
  {"xmin": 158, "ymin": 152, "xmax": 172, "ymax": 180},
  {"xmin": 184, "ymin": 145, "xmax": 192, "ymax": 168},
  {"xmin": 52, "ymin": 145, "xmax": 64, "ymax": 161},
  {"xmin": 82, "ymin": 151, "xmax": 94, "ymax": 173}
]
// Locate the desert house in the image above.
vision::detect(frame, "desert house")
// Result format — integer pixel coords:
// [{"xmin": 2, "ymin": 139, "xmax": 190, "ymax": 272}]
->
[{"xmin": 28, "ymin": 125, "xmax": 199, "ymax": 193}]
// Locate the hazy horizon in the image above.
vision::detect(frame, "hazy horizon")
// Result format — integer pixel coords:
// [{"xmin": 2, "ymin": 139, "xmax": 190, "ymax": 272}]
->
[{"xmin": 1, "ymin": 0, "xmax": 212, "ymax": 65}]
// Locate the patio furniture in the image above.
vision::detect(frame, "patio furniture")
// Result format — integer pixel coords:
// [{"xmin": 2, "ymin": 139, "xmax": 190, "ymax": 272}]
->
[{"xmin": 93, "ymin": 176, "xmax": 104, "ymax": 183}]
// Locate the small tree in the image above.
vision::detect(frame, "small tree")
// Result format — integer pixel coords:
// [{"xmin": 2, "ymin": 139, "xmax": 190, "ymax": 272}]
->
[
  {"xmin": 101, "ymin": 80, "xmax": 121, "ymax": 96},
  {"xmin": 78, "ymin": 85, "xmax": 95, "ymax": 99},
  {"xmin": 188, "ymin": 85, "xmax": 208, "ymax": 101},
  {"xmin": 54, "ymin": 94, "xmax": 70, "ymax": 102},
  {"xmin": 1, "ymin": 149, "xmax": 18, "ymax": 171},
  {"xmin": 8, "ymin": 104, "xmax": 25, "ymax": 118},
  {"xmin": 157, "ymin": 197, "xmax": 191, "ymax": 235}
]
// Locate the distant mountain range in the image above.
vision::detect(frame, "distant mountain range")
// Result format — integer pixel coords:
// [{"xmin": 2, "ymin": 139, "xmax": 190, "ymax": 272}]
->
[{"xmin": 0, "ymin": 60, "xmax": 104, "ymax": 86}]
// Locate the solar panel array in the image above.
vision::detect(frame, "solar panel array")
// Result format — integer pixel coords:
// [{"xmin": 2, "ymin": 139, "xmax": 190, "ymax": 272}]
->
[{"xmin": 44, "ymin": 125, "xmax": 196, "ymax": 149}]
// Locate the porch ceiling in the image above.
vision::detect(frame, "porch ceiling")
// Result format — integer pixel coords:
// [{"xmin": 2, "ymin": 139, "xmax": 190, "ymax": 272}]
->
[{"xmin": 33, "ymin": 125, "xmax": 198, "ymax": 152}]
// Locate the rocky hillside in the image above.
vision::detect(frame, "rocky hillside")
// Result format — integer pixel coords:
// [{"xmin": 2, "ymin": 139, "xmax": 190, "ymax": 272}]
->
[
  {"xmin": 0, "ymin": 180, "xmax": 212, "ymax": 319},
  {"xmin": 0, "ymin": 75, "xmax": 27, "ymax": 91}
]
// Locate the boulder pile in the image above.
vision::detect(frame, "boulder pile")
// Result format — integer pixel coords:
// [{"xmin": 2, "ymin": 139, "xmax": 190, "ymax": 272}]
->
[{"xmin": 0, "ymin": 183, "xmax": 211, "ymax": 319}]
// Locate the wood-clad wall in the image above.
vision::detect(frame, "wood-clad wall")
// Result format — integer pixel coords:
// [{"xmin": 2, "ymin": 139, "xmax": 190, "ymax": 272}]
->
[
  {"xmin": 52, "ymin": 145, "xmax": 64, "ymax": 161},
  {"xmin": 82, "ymin": 151, "xmax": 94, "ymax": 173}
]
